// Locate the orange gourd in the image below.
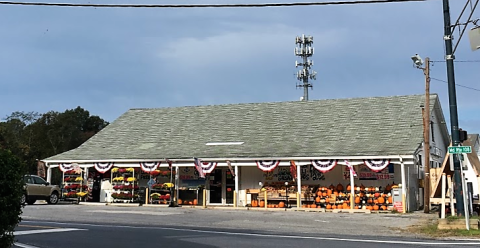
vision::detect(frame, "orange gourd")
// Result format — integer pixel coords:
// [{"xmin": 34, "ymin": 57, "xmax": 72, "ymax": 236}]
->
[
  {"xmin": 377, "ymin": 197, "xmax": 385, "ymax": 204},
  {"xmin": 331, "ymin": 204, "xmax": 337, "ymax": 209},
  {"xmin": 193, "ymin": 199, "xmax": 198, "ymax": 205},
  {"xmin": 317, "ymin": 191, "xmax": 322, "ymax": 197},
  {"xmin": 327, "ymin": 189, "xmax": 332, "ymax": 195},
  {"xmin": 326, "ymin": 204, "xmax": 332, "ymax": 209},
  {"xmin": 347, "ymin": 184, "xmax": 351, "ymax": 191},
  {"xmin": 373, "ymin": 205, "xmax": 379, "ymax": 210},
  {"xmin": 355, "ymin": 197, "xmax": 360, "ymax": 204},
  {"xmin": 343, "ymin": 203, "xmax": 348, "ymax": 209},
  {"xmin": 316, "ymin": 196, "xmax": 321, "ymax": 203},
  {"xmin": 310, "ymin": 203, "xmax": 316, "ymax": 208},
  {"xmin": 322, "ymin": 192, "xmax": 327, "ymax": 197},
  {"xmin": 279, "ymin": 201, "xmax": 285, "ymax": 208},
  {"xmin": 337, "ymin": 204, "xmax": 343, "ymax": 209}
]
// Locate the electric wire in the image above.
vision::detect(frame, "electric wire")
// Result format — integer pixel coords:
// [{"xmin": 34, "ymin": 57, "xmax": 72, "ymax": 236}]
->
[
  {"xmin": 430, "ymin": 77, "xmax": 480, "ymax": 92},
  {"xmin": 0, "ymin": 0, "xmax": 428, "ymax": 8}
]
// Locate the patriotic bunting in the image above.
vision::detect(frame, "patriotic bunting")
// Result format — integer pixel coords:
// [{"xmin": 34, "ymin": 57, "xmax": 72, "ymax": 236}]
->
[
  {"xmin": 311, "ymin": 159, "xmax": 337, "ymax": 173},
  {"xmin": 290, "ymin": 161, "xmax": 297, "ymax": 181},
  {"xmin": 255, "ymin": 160, "xmax": 280, "ymax": 172},
  {"xmin": 201, "ymin": 161, "xmax": 218, "ymax": 174},
  {"xmin": 59, "ymin": 163, "xmax": 74, "ymax": 172},
  {"xmin": 193, "ymin": 157, "xmax": 206, "ymax": 178},
  {"xmin": 94, "ymin": 162, "xmax": 115, "ymax": 174},
  {"xmin": 344, "ymin": 159, "xmax": 357, "ymax": 177},
  {"xmin": 363, "ymin": 159, "xmax": 391, "ymax": 172},
  {"xmin": 226, "ymin": 160, "xmax": 236, "ymax": 177},
  {"xmin": 139, "ymin": 162, "xmax": 161, "ymax": 173}
]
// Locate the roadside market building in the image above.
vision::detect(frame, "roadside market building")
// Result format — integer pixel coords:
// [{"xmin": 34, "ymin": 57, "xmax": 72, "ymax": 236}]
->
[{"xmin": 43, "ymin": 94, "xmax": 450, "ymax": 212}]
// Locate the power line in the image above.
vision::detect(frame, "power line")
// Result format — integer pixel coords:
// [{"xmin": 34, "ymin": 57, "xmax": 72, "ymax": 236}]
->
[
  {"xmin": 431, "ymin": 60, "xmax": 480, "ymax": 63},
  {"xmin": 430, "ymin": 77, "xmax": 480, "ymax": 92},
  {"xmin": 0, "ymin": 0, "xmax": 427, "ymax": 8}
]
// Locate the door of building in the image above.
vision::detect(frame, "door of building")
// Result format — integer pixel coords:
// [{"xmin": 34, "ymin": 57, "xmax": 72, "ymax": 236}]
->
[
  {"xmin": 209, "ymin": 169, "xmax": 222, "ymax": 204},
  {"xmin": 225, "ymin": 169, "xmax": 235, "ymax": 204}
]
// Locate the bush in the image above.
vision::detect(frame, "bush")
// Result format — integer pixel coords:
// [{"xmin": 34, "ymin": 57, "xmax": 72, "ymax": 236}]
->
[{"xmin": 0, "ymin": 149, "xmax": 25, "ymax": 247}]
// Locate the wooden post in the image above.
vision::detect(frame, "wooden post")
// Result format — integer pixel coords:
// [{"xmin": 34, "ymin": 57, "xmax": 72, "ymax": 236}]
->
[
  {"xmin": 233, "ymin": 191, "xmax": 237, "ymax": 208},
  {"xmin": 447, "ymin": 175, "xmax": 455, "ymax": 216},
  {"xmin": 441, "ymin": 173, "xmax": 446, "ymax": 219},
  {"xmin": 145, "ymin": 188, "xmax": 149, "ymax": 205},
  {"xmin": 264, "ymin": 190, "xmax": 268, "ymax": 209},
  {"xmin": 423, "ymin": 57, "xmax": 431, "ymax": 213},
  {"xmin": 400, "ymin": 158, "xmax": 407, "ymax": 213},
  {"xmin": 203, "ymin": 188, "xmax": 206, "ymax": 208}
]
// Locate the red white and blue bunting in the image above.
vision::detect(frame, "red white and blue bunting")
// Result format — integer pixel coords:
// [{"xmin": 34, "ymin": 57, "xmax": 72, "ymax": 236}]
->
[
  {"xmin": 139, "ymin": 162, "xmax": 161, "ymax": 173},
  {"xmin": 363, "ymin": 159, "xmax": 391, "ymax": 172},
  {"xmin": 311, "ymin": 159, "xmax": 338, "ymax": 173},
  {"xmin": 94, "ymin": 162, "xmax": 115, "ymax": 174},
  {"xmin": 255, "ymin": 160, "xmax": 280, "ymax": 172},
  {"xmin": 201, "ymin": 161, "xmax": 218, "ymax": 174},
  {"xmin": 59, "ymin": 163, "xmax": 74, "ymax": 172}
]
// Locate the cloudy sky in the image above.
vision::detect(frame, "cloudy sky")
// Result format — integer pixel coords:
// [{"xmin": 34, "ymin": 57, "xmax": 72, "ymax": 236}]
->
[{"xmin": 1, "ymin": 0, "xmax": 479, "ymax": 134}]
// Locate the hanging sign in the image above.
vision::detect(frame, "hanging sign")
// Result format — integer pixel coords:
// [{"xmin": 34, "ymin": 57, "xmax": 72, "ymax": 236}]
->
[
  {"xmin": 363, "ymin": 159, "xmax": 391, "ymax": 172},
  {"xmin": 311, "ymin": 159, "xmax": 337, "ymax": 173},
  {"xmin": 344, "ymin": 160, "xmax": 357, "ymax": 177},
  {"xmin": 201, "ymin": 161, "xmax": 218, "ymax": 174},
  {"xmin": 94, "ymin": 162, "xmax": 115, "ymax": 174},
  {"xmin": 290, "ymin": 161, "xmax": 297, "ymax": 181},
  {"xmin": 255, "ymin": 160, "xmax": 280, "ymax": 172},
  {"xmin": 226, "ymin": 160, "xmax": 236, "ymax": 177},
  {"xmin": 139, "ymin": 162, "xmax": 161, "ymax": 173}
]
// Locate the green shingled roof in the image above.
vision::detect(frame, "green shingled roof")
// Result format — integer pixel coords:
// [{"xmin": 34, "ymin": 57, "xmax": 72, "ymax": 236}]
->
[{"xmin": 45, "ymin": 94, "xmax": 437, "ymax": 161}]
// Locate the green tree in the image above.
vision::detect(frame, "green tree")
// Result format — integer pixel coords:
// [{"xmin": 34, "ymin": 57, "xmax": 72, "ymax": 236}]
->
[{"xmin": 0, "ymin": 148, "xmax": 25, "ymax": 247}]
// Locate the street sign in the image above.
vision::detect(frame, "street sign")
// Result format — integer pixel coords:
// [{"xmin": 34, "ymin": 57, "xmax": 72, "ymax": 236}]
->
[{"xmin": 448, "ymin": 146, "xmax": 472, "ymax": 154}]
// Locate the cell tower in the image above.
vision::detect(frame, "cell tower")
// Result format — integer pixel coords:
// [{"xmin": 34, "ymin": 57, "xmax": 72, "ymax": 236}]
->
[{"xmin": 294, "ymin": 34, "xmax": 317, "ymax": 101}]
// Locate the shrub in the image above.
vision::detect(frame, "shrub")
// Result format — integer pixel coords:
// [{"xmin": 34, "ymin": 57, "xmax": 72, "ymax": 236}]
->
[{"xmin": 0, "ymin": 149, "xmax": 25, "ymax": 247}]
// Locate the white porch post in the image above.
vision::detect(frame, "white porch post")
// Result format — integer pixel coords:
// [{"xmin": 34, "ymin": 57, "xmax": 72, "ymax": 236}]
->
[
  {"xmin": 400, "ymin": 157, "xmax": 407, "ymax": 213},
  {"xmin": 175, "ymin": 165, "xmax": 179, "ymax": 203},
  {"xmin": 235, "ymin": 165, "xmax": 239, "ymax": 207},
  {"xmin": 46, "ymin": 165, "xmax": 52, "ymax": 183},
  {"xmin": 349, "ymin": 164, "xmax": 355, "ymax": 209},
  {"xmin": 297, "ymin": 162, "xmax": 301, "ymax": 208}
]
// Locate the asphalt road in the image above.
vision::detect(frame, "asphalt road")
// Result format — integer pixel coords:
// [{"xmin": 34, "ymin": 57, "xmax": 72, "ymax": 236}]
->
[{"xmin": 13, "ymin": 202, "xmax": 480, "ymax": 248}]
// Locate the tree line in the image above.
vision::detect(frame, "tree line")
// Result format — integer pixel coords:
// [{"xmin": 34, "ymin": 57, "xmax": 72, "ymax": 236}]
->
[{"xmin": 0, "ymin": 106, "xmax": 109, "ymax": 175}]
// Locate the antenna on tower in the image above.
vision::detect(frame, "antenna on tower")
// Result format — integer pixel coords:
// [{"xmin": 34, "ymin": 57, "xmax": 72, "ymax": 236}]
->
[{"xmin": 294, "ymin": 34, "xmax": 317, "ymax": 101}]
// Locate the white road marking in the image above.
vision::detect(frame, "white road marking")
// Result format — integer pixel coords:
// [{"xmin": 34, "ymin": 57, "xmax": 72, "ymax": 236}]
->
[
  {"xmin": 86, "ymin": 210, "xmax": 180, "ymax": 216},
  {"xmin": 22, "ymin": 220, "xmax": 480, "ymax": 246},
  {"xmin": 14, "ymin": 242, "xmax": 40, "ymax": 248},
  {"xmin": 14, "ymin": 228, "xmax": 85, "ymax": 236}
]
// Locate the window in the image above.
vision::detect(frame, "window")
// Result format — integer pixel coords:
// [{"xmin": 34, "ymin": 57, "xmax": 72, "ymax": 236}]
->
[
  {"xmin": 24, "ymin": 176, "xmax": 33, "ymax": 184},
  {"xmin": 430, "ymin": 121, "xmax": 435, "ymax": 142},
  {"xmin": 33, "ymin": 176, "xmax": 47, "ymax": 185}
]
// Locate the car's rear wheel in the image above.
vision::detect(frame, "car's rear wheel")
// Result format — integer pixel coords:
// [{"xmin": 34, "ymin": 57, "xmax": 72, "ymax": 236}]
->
[{"xmin": 47, "ymin": 192, "xmax": 59, "ymax": 204}]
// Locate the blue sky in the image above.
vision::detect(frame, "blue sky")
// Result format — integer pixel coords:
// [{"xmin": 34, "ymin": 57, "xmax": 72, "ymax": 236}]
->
[{"xmin": 1, "ymin": 0, "xmax": 479, "ymax": 134}]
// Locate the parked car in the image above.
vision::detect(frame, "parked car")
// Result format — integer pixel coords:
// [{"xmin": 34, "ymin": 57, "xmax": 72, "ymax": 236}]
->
[{"xmin": 21, "ymin": 175, "xmax": 60, "ymax": 205}]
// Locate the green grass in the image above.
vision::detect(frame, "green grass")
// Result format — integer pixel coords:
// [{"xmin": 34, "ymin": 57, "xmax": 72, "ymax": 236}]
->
[{"xmin": 410, "ymin": 220, "xmax": 480, "ymax": 237}]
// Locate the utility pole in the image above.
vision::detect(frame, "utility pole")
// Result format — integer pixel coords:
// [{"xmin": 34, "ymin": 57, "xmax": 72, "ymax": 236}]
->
[
  {"xmin": 294, "ymin": 34, "xmax": 317, "ymax": 101},
  {"xmin": 423, "ymin": 57, "xmax": 431, "ymax": 214},
  {"xmin": 442, "ymin": 0, "xmax": 465, "ymax": 216}
]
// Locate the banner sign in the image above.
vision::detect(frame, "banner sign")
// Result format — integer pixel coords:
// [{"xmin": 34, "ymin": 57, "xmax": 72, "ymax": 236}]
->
[
  {"xmin": 343, "ymin": 164, "xmax": 394, "ymax": 180},
  {"xmin": 59, "ymin": 163, "xmax": 74, "ymax": 172},
  {"xmin": 201, "ymin": 161, "xmax": 218, "ymax": 174}
]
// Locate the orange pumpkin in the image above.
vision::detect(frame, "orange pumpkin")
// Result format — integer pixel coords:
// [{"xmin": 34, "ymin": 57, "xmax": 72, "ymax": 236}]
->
[
  {"xmin": 193, "ymin": 199, "xmax": 198, "ymax": 205},
  {"xmin": 317, "ymin": 191, "xmax": 322, "ymax": 197},
  {"xmin": 388, "ymin": 196, "xmax": 392, "ymax": 203},
  {"xmin": 322, "ymin": 192, "xmax": 327, "ymax": 197},
  {"xmin": 377, "ymin": 197, "xmax": 385, "ymax": 204},
  {"xmin": 259, "ymin": 200, "xmax": 265, "ymax": 207},
  {"xmin": 251, "ymin": 200, "xmax": 258, "ymax": 207},
  {"xmin": 373, "ymin": 205, "xmax": 379, "ymax": 210},
  {"xmin": 331, "ymin": 204, "xmax": 337, "ymax": 209},
  {"xmin": 327, "ymin": 189, "xmax": 332, "ymax": 195},
  {"xmin": 178, "ymin": 199, "xmax": 183, "ymax": 205},
  {"xmin": 326, "ymin": 204, "xmax": 332, "ymax": 209},
  {"xmin": 374, "ymin": 192, "xmax": 380, "ymax": 197},
  {"xmin": 343, "ymin": 203, "xmax": 349, "ymax": 209},
  {"xmin": 347, "ymin": 184, "xmax": 351, "ymax": 191},
  {"xmin": 354, "ymin": 205, "xmax": 359, "ymax": 209},
  {"xmin": 336, "ymin": 183, "xmax": 344, "ymax": 191},
  {"xmin": 316, "ymin": 196, "xmax": 321, "ymax": 203},
  {"xmin": 310, "ymin": 203, "xmax": 316, "ymax": 208},
  {"xmin": 337, "ymin": 204, "xmax": 343, "ymax": 209},
  {"xmin": 279, "ymin": 201, "xmax": 285, "ymax": 208},
  {"xmin": 381, "ymin": 205, "xmax": 387, "ymax": 210}
]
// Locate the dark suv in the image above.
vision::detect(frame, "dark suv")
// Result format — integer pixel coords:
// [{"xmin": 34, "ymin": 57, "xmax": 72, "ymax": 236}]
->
[{"xmin": 21, "ymin": 175, "xmax": 60, "ymax": 205}]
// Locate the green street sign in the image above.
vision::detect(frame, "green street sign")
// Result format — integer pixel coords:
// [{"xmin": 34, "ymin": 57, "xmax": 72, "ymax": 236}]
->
[{"xmin": 448, "ymin": 146, "xmax": 472, "ymax": 154}]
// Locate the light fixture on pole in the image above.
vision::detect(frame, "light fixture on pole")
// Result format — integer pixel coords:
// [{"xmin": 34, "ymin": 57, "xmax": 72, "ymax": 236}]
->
[{"xmin": 411, "ymin": 53, "xmax": 431, "ymax": 214}]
